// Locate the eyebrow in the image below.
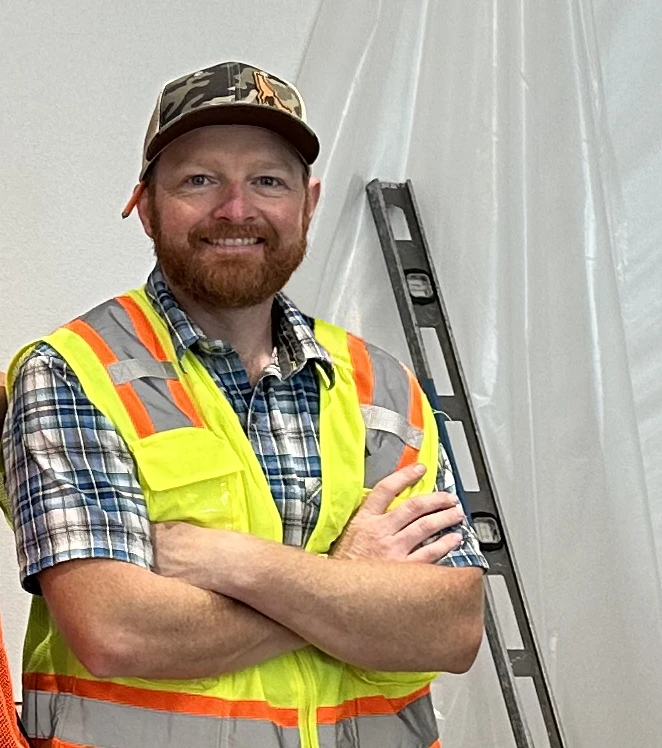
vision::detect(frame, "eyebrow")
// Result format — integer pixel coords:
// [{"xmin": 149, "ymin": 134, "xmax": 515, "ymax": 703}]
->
[
  {"xmin": 167, "ymin": 158, "xmax": 299, "ymax": 176},
  {"xmin": 247, "ymin": 160, "xmax": 299, "ymax": 174}
]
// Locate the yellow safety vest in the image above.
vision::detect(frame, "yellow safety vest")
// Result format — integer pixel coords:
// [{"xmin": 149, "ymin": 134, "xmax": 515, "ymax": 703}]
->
[{"xmin": 8, "ymin": 287, "xmax": 443, "ymax": 748}]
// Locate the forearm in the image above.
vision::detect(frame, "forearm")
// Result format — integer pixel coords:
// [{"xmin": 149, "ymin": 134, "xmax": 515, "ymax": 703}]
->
[
  {"xmin": 215, "ymin": 540, "xmax": 485, "ymax": 672},
  {"xmin": 40, "ymin": 559, "xmax": 305, "ymax": 680}
]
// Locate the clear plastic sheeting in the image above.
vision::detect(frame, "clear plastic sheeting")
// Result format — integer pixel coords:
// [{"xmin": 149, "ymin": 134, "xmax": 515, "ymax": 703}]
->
[
  {"xmin": 594, "ymin": 0, "xmax": 662, "ymax": 579},
  {"xmin": 1, "ymin": 2, "xmax": 661, "ymax": 747},
  {"xmin": 289, "ymin": 1, "xmax": 662, "ymax": 746}
]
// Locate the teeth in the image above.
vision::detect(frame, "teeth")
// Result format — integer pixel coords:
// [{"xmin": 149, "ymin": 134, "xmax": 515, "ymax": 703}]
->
[{"xmin": 207, "ymin": 238, "xmax": 260, "ymax": 246}]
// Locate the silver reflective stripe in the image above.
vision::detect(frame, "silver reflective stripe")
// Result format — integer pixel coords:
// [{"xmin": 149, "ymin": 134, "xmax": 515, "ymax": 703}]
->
[
  {"xmin": 360, "ymin": 405, "xmax": 423, "ymax": 450},
  {"xmin": 317, "ymin": 691, "xmax": 438, "ymax": 748},
  {"xmin": 362, "ymin": 342, "xmax": 419, "ymax": 488},
  {"xmin": 108, "ymin": 359, "xmax": 178, "ymax": 386},
  {"xmin": 24, "ymin": 689, "xmax": 301, "ymax": 748},
  {"xmin": 81, "ymin": 299, "xmax": 196, "ymax": 433}
]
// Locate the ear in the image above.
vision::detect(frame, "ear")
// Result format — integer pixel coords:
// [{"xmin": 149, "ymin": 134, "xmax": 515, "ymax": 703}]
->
[
  {"xmin": 136, "ymin": 183, "xmax": 155, "ymax": 239},
  {"xmin": 306, "ymin": 177, "xmax": 321, "ymax": 220}
]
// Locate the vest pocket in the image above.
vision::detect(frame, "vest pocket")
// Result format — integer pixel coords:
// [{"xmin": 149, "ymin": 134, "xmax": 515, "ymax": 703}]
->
[{"xmin": 132, "ymin": 427, "xmax": 245, "ymax": 529}]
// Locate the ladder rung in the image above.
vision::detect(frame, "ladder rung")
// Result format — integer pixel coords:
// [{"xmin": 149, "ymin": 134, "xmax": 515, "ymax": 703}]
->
[
  {"xmin": 509, "ymin": 650, "xmax": 535, "ymax": 678},
  {"xmin": 436, "ymin": 395, "xmax": 465, "ymax": 422}
]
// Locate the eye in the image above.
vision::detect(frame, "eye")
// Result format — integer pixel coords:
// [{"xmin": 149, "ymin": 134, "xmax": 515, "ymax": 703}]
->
[
  {"xmin": 255, "ymin": 176, "xmax": 285, "ymax": 188},
  {"xmin": 186, "ymin": 175, "xmax": 212, "ymax": 187}
]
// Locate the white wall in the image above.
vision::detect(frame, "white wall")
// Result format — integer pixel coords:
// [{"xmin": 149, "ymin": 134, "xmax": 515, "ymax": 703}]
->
[{"xmin": 0, "ymin": 0, "xmax": 322, "ymax": 692}]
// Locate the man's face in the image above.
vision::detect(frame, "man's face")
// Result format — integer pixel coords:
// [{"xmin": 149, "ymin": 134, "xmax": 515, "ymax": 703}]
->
[{"xmin": 138, "ymin": 125, "xmax": 320, "ymax": 308}]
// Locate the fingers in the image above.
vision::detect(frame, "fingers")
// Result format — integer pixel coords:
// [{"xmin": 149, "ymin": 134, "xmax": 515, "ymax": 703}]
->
[
  {"xmin": 384, "ymin": 490, "xmax": 460, "ymax": 534},
  {"xmin": 406, "ymin": 532, "xmax": 464, "ymax": 564},
  {"xmin": 361, "ymin": 463, "xmax": 428, "ymax": 515},
  {"xmin": 397, "ymin": 504, "xmax": 466, "ymax": 551}
]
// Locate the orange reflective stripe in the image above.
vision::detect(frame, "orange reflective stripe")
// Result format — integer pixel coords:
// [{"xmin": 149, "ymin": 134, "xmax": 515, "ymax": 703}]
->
[
  {"xmin": 396, "ymin": 364, "xmax": 424, "ymax": 470},
  {"xmin": 116, "ymin": 295, "xmax": 169, "ymax": 360},
  {"xmin": 114, "ymin": 382, "xmax": 157, "ymax": 438},
  {"xmin": 347, "ymin": 333, "xmax": 374, "ymax": 405},
  {"xmin": 403, "ymin": 364, "xmax": 424, "ymax": 431},
  {"xmin": 397, "ymin": 444, "xmax": 419, "ymax": 469},
  {"xmin": 116, "ymin": 295, "xmax": 204, "ymax": 429},
  {"xmin": 165, "ymin": 379, "xmax": 205, "ymax": 428},
  {"xmin": 67, "ymin": 319, "xmax": 156, "ymax": 439},
  {"xmin": 24, "ymin": 673, "xmax": 299, "ymax": 728},
  {"xmin": 429, "ymin": 740, "xmax": 441, "ymax": 748},
  {"xmin": 66, "ymin": 319, "xmax": 117, "ymax": 368},
  {"xmin": 317, "ymin": 684, "xmax": 431, "ymax": 723}
]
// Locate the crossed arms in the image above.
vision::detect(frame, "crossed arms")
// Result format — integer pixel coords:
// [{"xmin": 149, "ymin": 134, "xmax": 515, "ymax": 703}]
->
[
  {"xmin": 40, "ymin": 466, "xmax": 484, "ymax": 679},
  {"xmin": 2, "ymin": 367, "xmax": 485, "ymax": 681}
]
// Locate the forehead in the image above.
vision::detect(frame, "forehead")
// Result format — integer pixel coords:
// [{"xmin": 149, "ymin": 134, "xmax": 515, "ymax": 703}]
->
[{"xmin": 157, "ymin": 125, "xmax": 302, "ymax": 171}]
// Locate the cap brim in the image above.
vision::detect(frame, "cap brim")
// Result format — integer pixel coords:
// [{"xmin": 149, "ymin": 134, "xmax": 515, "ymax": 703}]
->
[{"xmin": 142, "ymin": 104, "xmax": 319, "ymax": 179}]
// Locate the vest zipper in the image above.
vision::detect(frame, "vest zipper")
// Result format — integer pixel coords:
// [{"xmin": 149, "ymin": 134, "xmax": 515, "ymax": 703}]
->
[{"xmin": 293, "ymin": 649, "xmax": 319, "ymax": 748}]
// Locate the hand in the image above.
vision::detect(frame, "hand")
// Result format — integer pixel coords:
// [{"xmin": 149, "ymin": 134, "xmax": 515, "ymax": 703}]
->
[{"xmin": 331, "ymin": 464, "xmax": 465, "ymax": 563}]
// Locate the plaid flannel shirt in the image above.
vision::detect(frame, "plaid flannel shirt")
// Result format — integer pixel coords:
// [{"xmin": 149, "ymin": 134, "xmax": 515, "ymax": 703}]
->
[{"xmin": 2, "ymin": 266, "xmax": 487, "ymax": 593}]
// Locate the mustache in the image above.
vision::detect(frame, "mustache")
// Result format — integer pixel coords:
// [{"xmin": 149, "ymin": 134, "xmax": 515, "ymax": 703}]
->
[{"xmin": 188, "ymin": 222, "xmax": 280, "ymax": 246}]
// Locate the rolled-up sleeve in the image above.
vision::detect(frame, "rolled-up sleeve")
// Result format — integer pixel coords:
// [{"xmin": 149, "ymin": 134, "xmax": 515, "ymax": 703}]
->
[
  {"xmin": 1, "ymin": 344, "xmax": 152, "ymax": 594},
  {"xmin": 433, "ymin": 443, "xmax": 488, "ymax": 570}
]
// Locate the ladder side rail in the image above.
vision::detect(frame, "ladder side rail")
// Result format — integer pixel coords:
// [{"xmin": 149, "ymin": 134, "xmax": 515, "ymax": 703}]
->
[{"xmin": 366, "ymin": 179, "xmax": 568, "ymax": 748}]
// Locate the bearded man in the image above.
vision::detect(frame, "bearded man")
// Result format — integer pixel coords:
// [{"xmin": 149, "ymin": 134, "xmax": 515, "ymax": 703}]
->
[{"xmin": 2, "ymin": 61, "xmax": 486, "ymax": 748}]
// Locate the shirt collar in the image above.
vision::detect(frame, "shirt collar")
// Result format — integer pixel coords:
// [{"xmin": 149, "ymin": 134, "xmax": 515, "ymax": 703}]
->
[{"xmin": 145, "ymin": 265, "xmax": 335, "ymax": 385}]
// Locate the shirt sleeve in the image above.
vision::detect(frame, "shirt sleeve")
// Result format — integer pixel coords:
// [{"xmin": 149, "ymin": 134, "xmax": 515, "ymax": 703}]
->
[
  {"xmin": 1, "ymin": 344, "xmax": 152, "ymax": 594},
  {"xmin": 432, "ymin": 442, "xmax": 489, "ymax": 570}
]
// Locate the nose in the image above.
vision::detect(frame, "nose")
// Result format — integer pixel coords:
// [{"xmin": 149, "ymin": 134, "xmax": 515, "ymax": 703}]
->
[{"xmin": 211, "ymin": 182, "xmax": 257, "ymax": 223}]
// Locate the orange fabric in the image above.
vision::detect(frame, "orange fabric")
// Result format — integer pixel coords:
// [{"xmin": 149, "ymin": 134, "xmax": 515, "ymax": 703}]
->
[
  {"xmin": 317, "ymin": 684, "xmax": 431, "ymax": 723},
  {"xmin": 346, "ymin": 333, "xmax": 374, "ymax": 405},
  {"xmin": 66, "ymin": 319, "xmax": 156, "ymax": 439},
  {"xmin": 165, "ymin": 377, "xmax": 205, "ymax": 429},
  {"xmin": 31, "ymin": 737, "xmax": 440, "ymax": 748},
  {"xmin": 115, "ymin": 296, "xmax": 204, "ymax": 429},
  {"xmin": 0, "ymin": 621, "xmax": 28, "ymax": 748},
  {"xmin": 115, "ymin": 296, "xmax": 169, "ymax": 360},
  {"xmin": 66, "ymin": 320, "xmax": 117, "ymax": 368},
  {"xmin": 396, "ymin": 364, "xmax": 424, "ymax": 470},
  {"xmin": 23, "ymin": 673, "xmax": 299, "ymax": 728},
  {"xmin": 25, "ymin": 674, "xmax": 432, "ymax": 740}
]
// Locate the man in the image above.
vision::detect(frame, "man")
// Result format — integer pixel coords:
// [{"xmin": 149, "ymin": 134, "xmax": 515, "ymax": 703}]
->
[{"xmin": 2, "ymin": 62, "xmax": 487, "ymax": 748}]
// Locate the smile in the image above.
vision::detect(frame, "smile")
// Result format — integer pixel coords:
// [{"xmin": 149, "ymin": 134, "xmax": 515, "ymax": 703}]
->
[{"xmin": 203, "ymin": 238, "xmax": 263, "ymax": 246}]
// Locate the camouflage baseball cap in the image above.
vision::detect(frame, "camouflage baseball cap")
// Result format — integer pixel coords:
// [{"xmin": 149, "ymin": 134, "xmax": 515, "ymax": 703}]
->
[{"xmin": 122, "ymin": 61, "xmax": 319, "ymax": 217}]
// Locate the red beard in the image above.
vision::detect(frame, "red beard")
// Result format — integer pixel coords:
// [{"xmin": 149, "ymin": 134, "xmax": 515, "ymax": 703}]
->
[{"xmin": 151, "ymin": 206, "xmax": 309, "ymax": 308}]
